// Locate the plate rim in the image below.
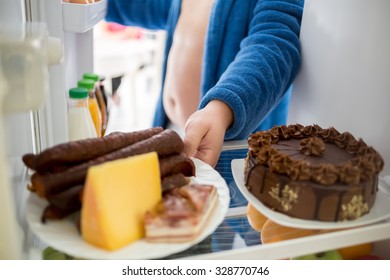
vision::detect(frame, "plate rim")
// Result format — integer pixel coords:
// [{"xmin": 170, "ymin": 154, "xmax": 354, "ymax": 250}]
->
[
  {"xmin": 25, "ymin": 157, "xmax": 230, "ymax": 259},
  {"xmin": 231, "ymin": 158, "xmax": 390, "ymax": 230}
]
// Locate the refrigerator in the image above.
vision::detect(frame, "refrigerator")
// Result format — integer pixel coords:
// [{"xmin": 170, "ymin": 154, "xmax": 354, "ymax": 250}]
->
[
  {"xmin": 0, "ymin": 0, "xmax": 108, "ymax": 259},
  {"xmin": 1, "ymin": 0, "xmax": 390, "ymax": 260}
]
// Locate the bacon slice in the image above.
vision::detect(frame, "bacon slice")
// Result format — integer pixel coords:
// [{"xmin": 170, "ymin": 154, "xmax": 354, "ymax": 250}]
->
[
  {"xmin": 179, "ymin": 184, "xmax": 215, "ymax": 212},
  {"xmin": 144, "ymin": 184, "xmax": 218, "ymax": 243}
]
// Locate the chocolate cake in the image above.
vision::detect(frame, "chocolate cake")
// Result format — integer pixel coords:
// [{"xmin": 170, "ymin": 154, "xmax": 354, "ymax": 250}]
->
[{"xmin": 244, "ymin": 124, "xmax": 384, "ymax": 222}]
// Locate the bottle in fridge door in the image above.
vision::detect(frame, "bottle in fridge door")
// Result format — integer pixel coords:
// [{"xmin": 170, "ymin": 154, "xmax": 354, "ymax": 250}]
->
[
  {"xmin": 67, "ymin": 87, "xmax": 97, "ymax": 141},
  {"xmin": 78, "ymin": 79, "xmax": 102, "ymax": 137},
  {"xmin": 82, "ymin": 73, "xmax": 108, "ymax": 136}
]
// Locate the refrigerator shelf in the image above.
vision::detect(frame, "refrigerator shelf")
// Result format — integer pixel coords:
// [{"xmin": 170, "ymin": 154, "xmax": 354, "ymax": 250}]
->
[
  {"xmin": 62, "ymin": 0, "xmax": 107, "ymax": 33},
  {"xmin": 181, "ymin": 219, "xmax": 390, "ymax": 260}
]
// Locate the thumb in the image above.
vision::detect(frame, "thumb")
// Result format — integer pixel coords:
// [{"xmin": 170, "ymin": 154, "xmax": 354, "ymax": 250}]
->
[{"xmin": 182, "ymin": 129, "xmax": 201, "ymax": 158}]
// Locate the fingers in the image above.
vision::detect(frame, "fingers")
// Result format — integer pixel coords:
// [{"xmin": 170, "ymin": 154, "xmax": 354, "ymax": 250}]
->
[
  {"xmin": 182, "ymin": 101, "xmax": 231, "ymax": 167},
  {"xmin": 182, "ymin": 118, "xmax": 206, "ymax": 158},
  {"xmin": 194, "ymin": 147, "xmax": 221, "ymax": 168},
  {"xmin": 183, "ymin": 114, "xmax": 223, "ymax": 167},
  {"xmin": 186, "ymin": 136, "xmax": 220, "ymax": 168}
]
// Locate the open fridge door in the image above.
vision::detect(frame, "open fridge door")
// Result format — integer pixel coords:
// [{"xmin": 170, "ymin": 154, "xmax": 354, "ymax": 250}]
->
[
  {"xmin": 0, "ymin": 0, "xmax": 105, "ymax": 259},
  {"xmin": 0, "ymin": 21, "xmax": 63, "ymax": 259}
]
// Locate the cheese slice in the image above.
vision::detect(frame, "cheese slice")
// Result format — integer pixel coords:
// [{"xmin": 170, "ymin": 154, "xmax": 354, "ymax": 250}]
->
[{"xmin": 81, "ymin": 152, "xmax": 162, "ymax": 251}]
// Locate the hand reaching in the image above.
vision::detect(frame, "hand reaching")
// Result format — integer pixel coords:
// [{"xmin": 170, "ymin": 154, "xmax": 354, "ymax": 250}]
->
[{"xmin": 183, "ymin": 100, "xmax": 233, "ymax": 167}]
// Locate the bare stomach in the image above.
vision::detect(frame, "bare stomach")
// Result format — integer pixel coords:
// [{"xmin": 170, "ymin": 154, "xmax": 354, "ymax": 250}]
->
[
  {"xmin": 163, "ymin": 0, "xmax": 214, "ymax": 129},
  {"xmin": 163, "ymin": 44, "xmax": 202, "ymax": 128}
]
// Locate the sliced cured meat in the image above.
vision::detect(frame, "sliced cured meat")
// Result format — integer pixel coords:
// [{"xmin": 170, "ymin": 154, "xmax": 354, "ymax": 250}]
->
[{"xmin": 144, "ymin": 184, "xmax": 218, "ymax": 243}]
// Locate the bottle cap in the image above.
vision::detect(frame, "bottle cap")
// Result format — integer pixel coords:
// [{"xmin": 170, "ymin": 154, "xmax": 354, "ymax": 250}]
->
[
  {"xmin": 83, "ymin": 73, "xmax": 99, "ymax": 82},
  {"xmin": 78, "ymin": 79, "xmax": 95, "ymax": 90},
  {"xmin": 69, "ymin": 87, "xmax": 88, "ymax": 99}
]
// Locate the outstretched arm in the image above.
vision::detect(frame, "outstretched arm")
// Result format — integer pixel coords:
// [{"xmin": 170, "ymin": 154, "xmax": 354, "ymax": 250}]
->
[
  {"xmin": 184, "ymin": 0, "xmax": 304, "ymax": 166},
  {"xmin": 200, "ymin": 0, "xmax": 304, "ymax": 140}
]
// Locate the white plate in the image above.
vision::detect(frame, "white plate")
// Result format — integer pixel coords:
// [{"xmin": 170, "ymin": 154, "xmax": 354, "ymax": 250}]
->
[
  {"xmin": 25, "ymin": 158, "xmax": 230, "ymax": 259},
  {"xmin": 231, "ymin": 158, "xmax": 390, "ymax": 230}
]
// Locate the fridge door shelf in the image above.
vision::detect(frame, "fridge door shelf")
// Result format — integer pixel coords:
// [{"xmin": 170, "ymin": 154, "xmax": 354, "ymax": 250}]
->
[{"xmin": 62, "ymin": 0, "xmax": 107, "ymax": 33}]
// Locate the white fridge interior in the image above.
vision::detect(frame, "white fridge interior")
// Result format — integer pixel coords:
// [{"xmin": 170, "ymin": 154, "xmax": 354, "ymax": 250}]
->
[
  {"xmin": 0, "ymin": 0, "xmax": 107, "ymax": 259},
  {"xmin": 0, "ymin": 0, "xmax": 389, "ymax": 260}
]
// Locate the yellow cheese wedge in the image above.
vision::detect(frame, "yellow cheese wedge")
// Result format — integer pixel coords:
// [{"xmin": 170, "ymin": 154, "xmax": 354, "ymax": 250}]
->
[{"xmin": 81, "ymin": 152, "xmax": 162, "ymax": 251}]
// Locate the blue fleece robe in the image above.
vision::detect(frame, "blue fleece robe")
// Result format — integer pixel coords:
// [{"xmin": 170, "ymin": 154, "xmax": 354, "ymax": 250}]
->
[{"xmin": 105, "ymin": 0, "xmax": 304, "ymax": 140}]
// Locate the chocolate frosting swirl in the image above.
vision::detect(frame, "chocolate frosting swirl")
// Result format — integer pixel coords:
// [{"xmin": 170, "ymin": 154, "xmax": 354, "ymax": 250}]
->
[
  {"xmin": 334, "ymin": 132, "xmax": 354, "ymax": 149},
  {"xmin": 318, "ymin": 127, "xmax": 340, "ymax": 142},
  {"xmin": 287, "ymin": 161, "xmax": 311, "ymax": 181},
  {"xmin": 247, "ymin": 124, "xmax": 385, "ymax": 185},
  {"xmin": 288, "ymin": 124, "xmax": 305, "ymax": 138},
  {"xmin": 299, "ymin": 136, "xmax": 325, "ymax": 157},
  {"xmin": 302, "ymin": 124, "xmax": 322, "ymax": 137},
  {"xmin": 338, "ymin": 162, "xmax": 360, "ymax": 185}
]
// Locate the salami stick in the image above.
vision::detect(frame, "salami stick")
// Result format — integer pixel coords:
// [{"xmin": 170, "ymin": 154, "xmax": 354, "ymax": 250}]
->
[
  {"xmin": 41, "ymin": 155, "xmax": 193, "ymax": 221},
  {"xmin": 41, "ymin": 204, "xmax": 79, "ymax": 223},
  {"xmin": 159, "ymin": 154, "xmax": 195, "ymax": 178},
  {"xmin": 23, "ymin": 127, "xmax": 163, "ymax": 172},
  {"xmin": 47, "ymin": 185, "xmax": 83, "ymax": 211},
  {"xmin": 29, "ymin": 169, "xmax": 86, "ymax": 197},
  {"xmin": 161, "ymin": 173, "xmax": 191, "ymax": 193},
  {"xmin": 31, "ymin": 129, "xmax": 184, "ymax": 198},
  {"xmin": 43, "ymin": 154, "xmax": 194, "ymax": 209}
]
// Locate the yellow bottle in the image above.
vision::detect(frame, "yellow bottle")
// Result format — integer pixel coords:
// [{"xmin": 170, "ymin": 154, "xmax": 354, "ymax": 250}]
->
[
  {"xmin": 78, "ymin": 79, "xmax": 102, "ymax": 137},
  {"xmin": 83, "ymin": 73, "xmax": 108, "ymax": 136}
]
